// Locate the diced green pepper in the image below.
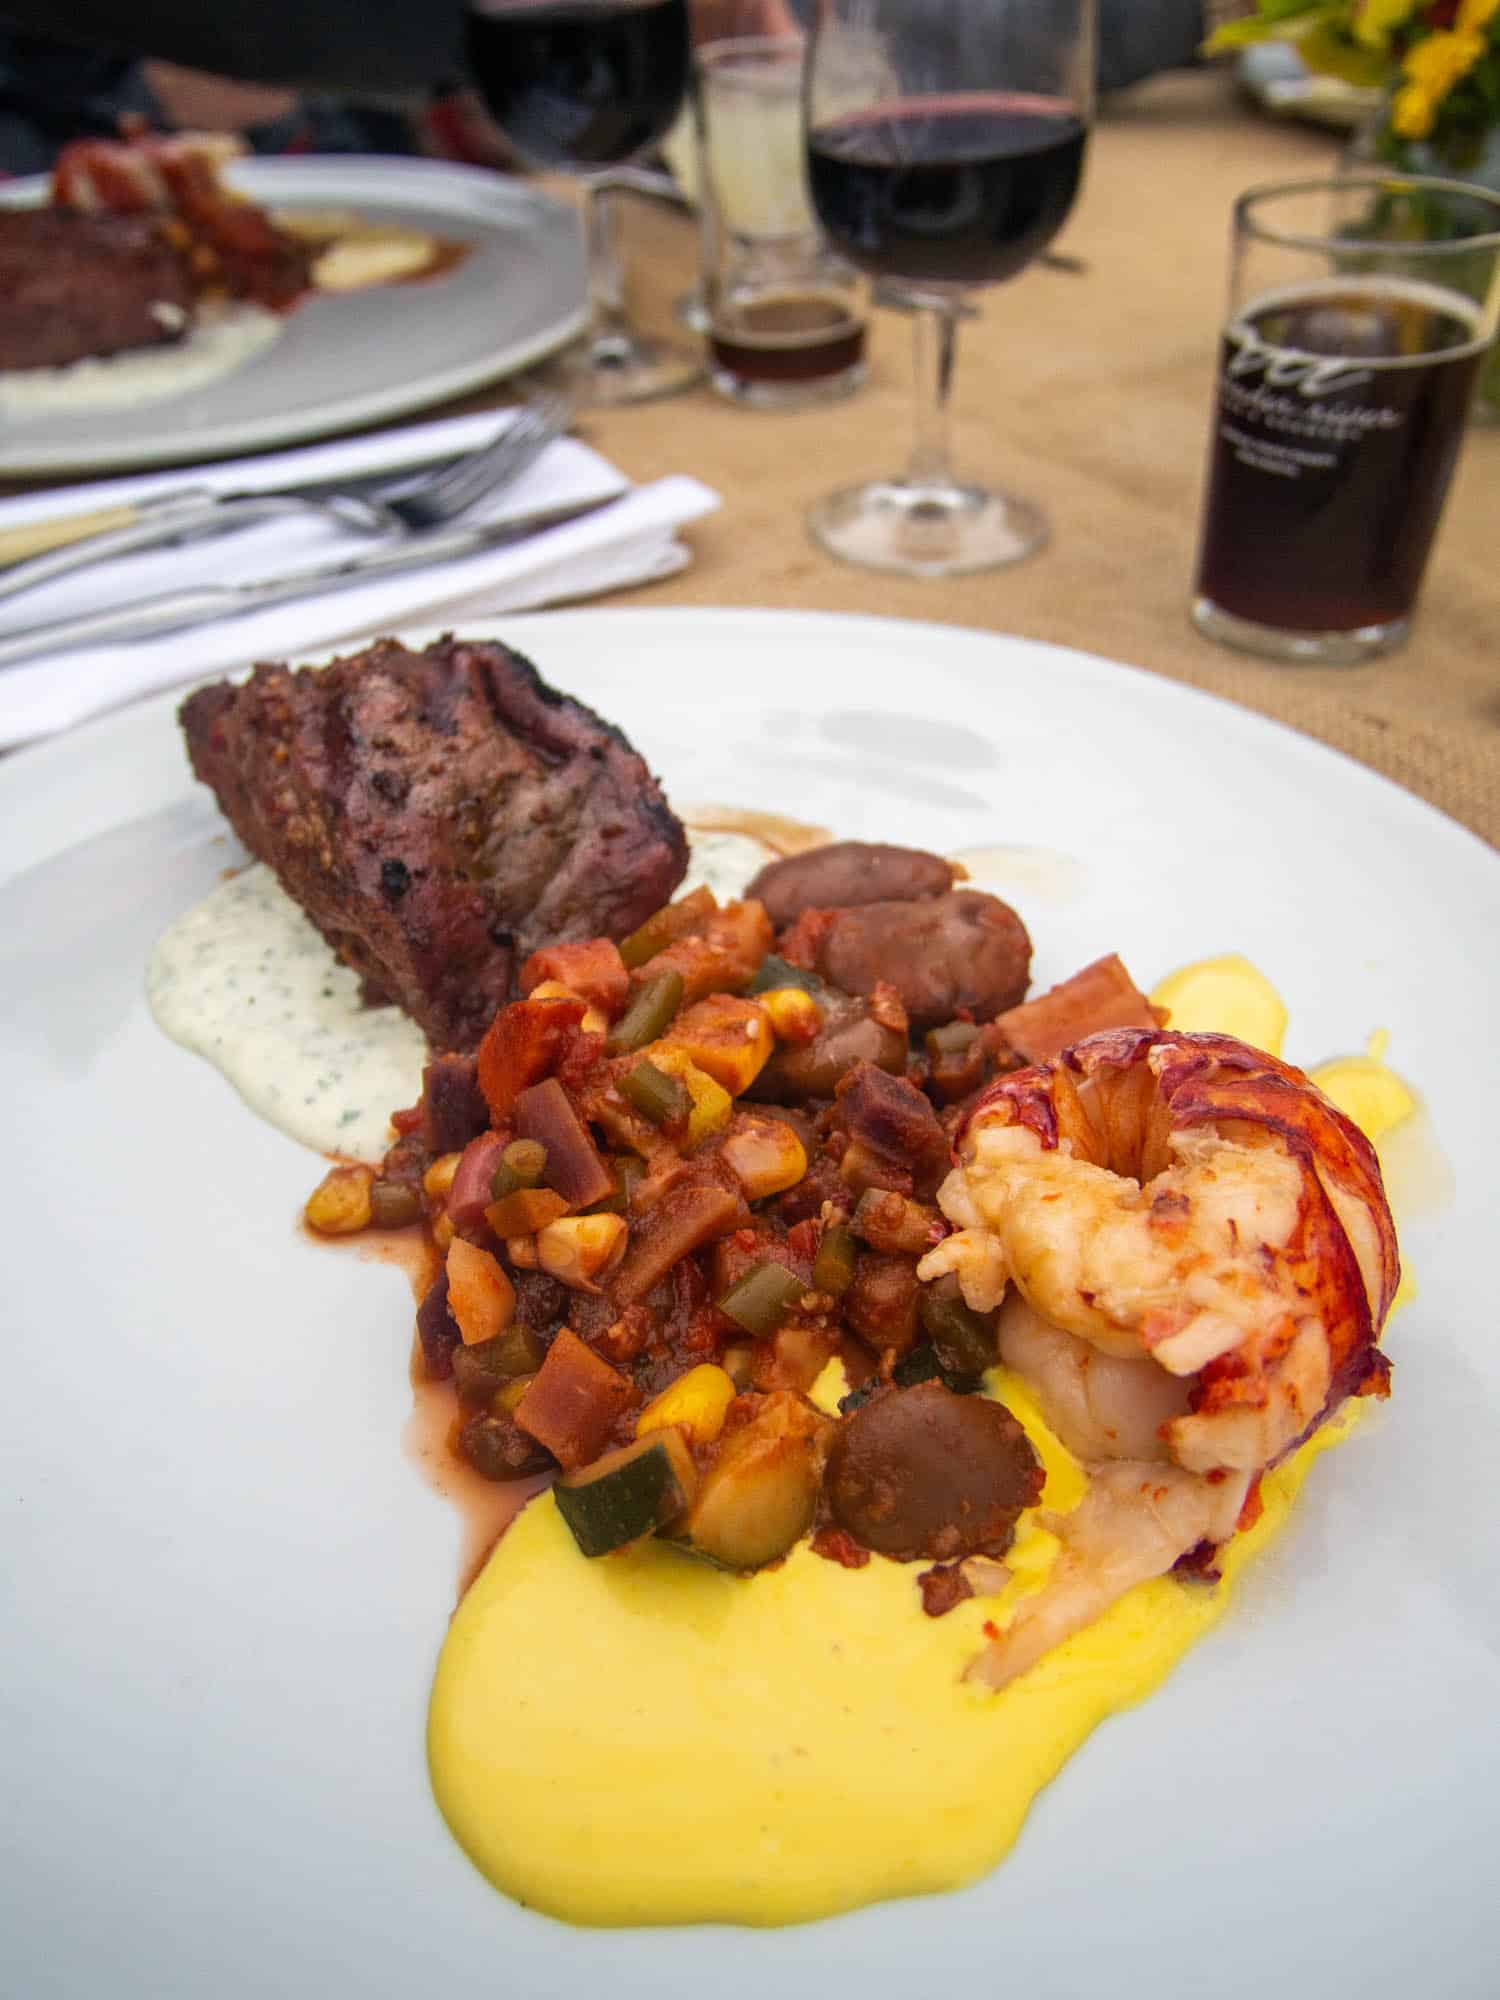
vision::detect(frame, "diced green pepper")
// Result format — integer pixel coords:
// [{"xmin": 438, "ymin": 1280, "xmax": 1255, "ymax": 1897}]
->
[
  {"xmin": 718, "ymin": 1259, "xmax": 807, "ymax": 1338},
  {"xmin": 607, "ymin": 969, "xmax": 686, "ymax": 1054},
  {"xmin": 452, "ymin": 1325, "xmax": 546, "ymax": 1401},
  {"xmin": 368, "ymin": 1178, "xmax": 423, "ymax": 1229},
  {"xmin": 747, "ymin": 953, "xmax": 833, "ymax": 1001},
  {"xmin": 590, "ymin": 1155, "xmax": 644, "ymax": 1215},
  {"xmin": 918, "ymin": 1277, "xmax": 998, "ymax": 1379},
  {"xmin": 620, "ymin": 1058, "xmax": 691, "ymax": 1127},
  {"xmin": 503, "ymin": 1138, "xmax": 548, "ymax": 1186},
  {"xmin": 619, "ymin": 886, "xmax": 718, "ymax": 969},
  {"xmin": 811, "ymin": 1222, "xmax": 857, "ymax": 1297}
]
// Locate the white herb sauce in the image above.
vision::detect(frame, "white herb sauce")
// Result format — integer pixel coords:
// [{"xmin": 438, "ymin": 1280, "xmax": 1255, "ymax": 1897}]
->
[
  {"xmin": 147, "ymin": 865, "xmax": 427, "ymax": 1164},
  {"xmin": 0, "ymin": 302, "xmax": 282, "ymax": 419},
  {"xmin": 146, "ymin": 829, "xmax": 776, "ymax": 1164}
]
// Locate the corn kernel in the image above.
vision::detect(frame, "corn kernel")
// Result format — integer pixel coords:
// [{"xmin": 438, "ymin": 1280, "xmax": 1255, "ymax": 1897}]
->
[
  {"xmin": 432, "ymin": 1214, "xmax": 456, "ymax": 1252},
  {"xmin": 304, "ymin": 1164, "xmax": 374, "ymax": 1236},
  {"xmin": 423, "ymin": 1152, "xmax": 462, "ymax": 1200},
  {"xmin": 721, "ymin": 1117, "xmax": 808, "ymax": 1200},
  {"xmin": 506, "ymin": 1234, "xmax": 540, "ymax": 1269},
  {"xmin": 637, "ymin": 1363, "xmax": 737, "ymax": 1445},
  {"xmin": 759, "ymin": 987, "xmax": 822, "ymax": 1044},
  {"xmin": 537, "ymin": 1213, "xmax": 629, "ymax": 1290}
]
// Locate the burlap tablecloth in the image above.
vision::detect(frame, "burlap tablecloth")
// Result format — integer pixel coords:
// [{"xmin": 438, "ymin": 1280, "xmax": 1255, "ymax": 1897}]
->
[{"xmin": 518, "ymin": 70, "xmax": 1498, "ymax": 849}]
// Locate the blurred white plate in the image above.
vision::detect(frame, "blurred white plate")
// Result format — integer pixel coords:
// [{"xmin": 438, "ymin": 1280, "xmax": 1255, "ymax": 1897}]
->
[
  {"xmin": 2, "ymin": 608, "xmax": 1496, "ymax": 1998},
  {"xmin": 0, "ymin": 156, "xmax": 588, "ymax": 475}
]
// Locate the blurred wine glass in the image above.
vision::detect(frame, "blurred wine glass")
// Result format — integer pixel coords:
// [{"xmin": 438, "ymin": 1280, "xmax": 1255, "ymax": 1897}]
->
[
  {"xmin": 804, "ymin": 0, "xmax": 1095, "ymax": 573},
  {"xmin": 466, "ymin": 0, "xmax": 703, "ymax": 403}
]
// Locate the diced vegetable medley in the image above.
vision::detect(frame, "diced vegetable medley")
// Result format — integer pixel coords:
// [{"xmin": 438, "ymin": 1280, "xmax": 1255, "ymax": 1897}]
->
[{"xmin": 306, "ymin": 851, "xmax": 1162, "ymax": 1600}]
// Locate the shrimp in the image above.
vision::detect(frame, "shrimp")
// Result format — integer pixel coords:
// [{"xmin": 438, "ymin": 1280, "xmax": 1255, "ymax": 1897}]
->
[
  {"xmin": 917, "ymin": 1029, "xmax": 1400, "ymax": 1690},
  {"xmin": 965, "ymin": 1460, "xmax": 1250, "ymax": 1690},
  {"xmin": 921, "ymin": 1029, "xmax": 1398, "ymax": 1478},
  {"xmin": 995, "ymin": 1295, "xmax": 1192, "ymax": 1464}
]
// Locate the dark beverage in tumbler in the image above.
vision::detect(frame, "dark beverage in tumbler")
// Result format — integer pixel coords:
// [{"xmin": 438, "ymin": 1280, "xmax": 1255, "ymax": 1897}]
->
[
  {"xmin": 708, "ymin": 290, "xmax": 867, "ymax": 389},
  {"xmin": 1194, "ymin": 276, "xmax": 1487, "ymax": 639}
]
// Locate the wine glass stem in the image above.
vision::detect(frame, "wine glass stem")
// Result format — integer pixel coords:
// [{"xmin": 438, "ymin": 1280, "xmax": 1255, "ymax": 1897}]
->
[
  {"xmin": 581, "ymin": 180, "xmax": 630, "ymax": 345},
  {"xmin": 908, "ymin": 300, "xmax": 960, "ymax": 491}
]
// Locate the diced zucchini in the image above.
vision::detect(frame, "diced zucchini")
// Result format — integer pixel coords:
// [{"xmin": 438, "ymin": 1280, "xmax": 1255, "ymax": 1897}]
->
[
  {"xmin": 554, "ymin": 1428, "xmax": 699, "ymax": 1557},
  {"xmin": 669, "ymin": 1395, "xmax": 826, "ymax": 1572}
]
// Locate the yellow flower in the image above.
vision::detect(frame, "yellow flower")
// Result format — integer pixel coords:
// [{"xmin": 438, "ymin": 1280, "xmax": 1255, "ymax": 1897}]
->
[
  {"xmin": 1355, "ymin": 0, "xmax": 1422, "ymax": 54},
  {"xmin": 1390, "ymin": 28, "xmax": 1487, "ymax": 140},
  {"xmin": 1456, "ymin": 0, "xmax": 1500, "ymax": 33}
]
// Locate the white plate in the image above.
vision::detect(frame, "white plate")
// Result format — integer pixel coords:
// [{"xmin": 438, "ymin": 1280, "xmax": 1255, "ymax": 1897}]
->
[
  {"xmin": 0, "ymin": 157, "xmax": 588, "ymax": 475},
  {"xmin": 3, "ymin": 609, "xmax": 1496, "ymax": 1999}
]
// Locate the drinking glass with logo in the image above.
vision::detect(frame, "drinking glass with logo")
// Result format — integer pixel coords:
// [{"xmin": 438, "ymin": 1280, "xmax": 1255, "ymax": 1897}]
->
[
  {"xmin": 1192, "ymin": 175, "xmax": 1500, "ymax": 664},
  {"xmin": 466, "ymin": 0, "xmax": 702, "ymax": 403},
  {"xmin": 802, "ymin": 0, "xmax": 1094, "ymax": 575},
  {"xmin": 700, "ymin": 35, "xmax": 866, "ymax": 407}
]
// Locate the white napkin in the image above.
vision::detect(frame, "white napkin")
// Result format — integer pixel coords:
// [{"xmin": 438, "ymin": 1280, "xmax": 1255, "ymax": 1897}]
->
[{"xmin": 0, "ymin": 409, "xmax": 719, "ymax": 748}]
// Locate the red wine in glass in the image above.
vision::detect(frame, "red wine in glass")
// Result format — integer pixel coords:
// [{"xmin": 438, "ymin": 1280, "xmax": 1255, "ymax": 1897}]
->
[
  {"xmin": 806, "ymin": 96, "xmax": 1087, "ymax": 289},
  {"xmin": 802, "ymin": 0, "xmax": 1094, "ymax": 575},
  {"xmin": 465, "ymin": 0, "xmax": 700, "ymax": 403},
  {"xmin": 466, "ymin": 0, "xmax": 690, "ymax": 170}
]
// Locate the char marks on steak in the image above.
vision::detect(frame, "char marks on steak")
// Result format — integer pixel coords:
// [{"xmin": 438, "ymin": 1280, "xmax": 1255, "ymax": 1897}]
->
[{"xmin": 180, "ymin": 635, "xmax": 688, "ymax": 1051}]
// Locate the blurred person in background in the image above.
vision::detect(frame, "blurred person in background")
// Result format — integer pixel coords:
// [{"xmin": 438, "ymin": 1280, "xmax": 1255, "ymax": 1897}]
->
[{"xmin": 0, "ymin": 3, "xmax": 1250, "ymax": 175}]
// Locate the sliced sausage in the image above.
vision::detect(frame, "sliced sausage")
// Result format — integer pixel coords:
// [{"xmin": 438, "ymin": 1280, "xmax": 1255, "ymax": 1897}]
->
[
  {"xmin": 823, "ymin": 1381, "xmax": 1043, "ymax": 1561},
  {"xmin": 747, "ymin": 841, "xmax": 954, "ymax": 929},
  {"xmin": 802, "ymin": 890, "xmax": 1032, "ymax": 1031}
]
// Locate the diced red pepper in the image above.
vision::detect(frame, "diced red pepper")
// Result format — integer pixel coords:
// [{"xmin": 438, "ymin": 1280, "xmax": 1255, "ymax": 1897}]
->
[
  {"xmin": 512, "ymin": 1329, "xmax": 637, "ymax": 1470},
  {"xmin": 519, "ymin": 939, "xmax": 630, "ymax": 1020},
  {"xmin": 476, "ymin": 996, "xmax": 585, "ymax": 1121}
]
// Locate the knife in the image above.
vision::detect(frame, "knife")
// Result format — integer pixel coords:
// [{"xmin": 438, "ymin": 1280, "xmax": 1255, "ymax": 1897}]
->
[
  {"xmin": 0, "ymin": 494, "xmax": 619, "ymax": 669},
  {"xmin": 0, "ymin": 445, "xmax": 467, "ymax": 573}
]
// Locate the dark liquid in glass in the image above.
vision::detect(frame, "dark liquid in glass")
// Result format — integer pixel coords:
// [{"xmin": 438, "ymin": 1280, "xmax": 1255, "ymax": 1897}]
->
[
  {"xmin": 1195, "ymin": 280, "xmax": 1485, "ymax": 633},
  {"xmin": 466, "ymin": 0, "xmax": 688, "ymax": 169},
  {"xmin": 806, "ymin": 96, "xmax": 1087, "ymax": 288},
  {"xmin": 709, "ymin": 290, "xmax": 867, "ymax": 386}
]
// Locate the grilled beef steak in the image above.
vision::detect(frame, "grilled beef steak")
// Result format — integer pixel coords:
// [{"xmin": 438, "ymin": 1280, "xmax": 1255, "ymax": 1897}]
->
[
  {"xmin": 180, "ymin": 635, "xmax": 688, "ymax": 1051},
  {"xmin": 0, "ymin": 209, "xmax": 194, "ymax": 371}
]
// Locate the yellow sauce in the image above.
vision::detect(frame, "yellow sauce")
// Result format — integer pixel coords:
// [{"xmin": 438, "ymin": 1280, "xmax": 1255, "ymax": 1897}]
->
[
  {"xmin": 1149, "ymin": 953, "xmax": 1289, "ymax": 1055},
  {"xmin": 1310, "ymin": 1030, "xmax": 1418, "ymax": 1145},
  {"xmin": 429, "ymin": 1403, "xmax": 1351, "ymax": 1928}
]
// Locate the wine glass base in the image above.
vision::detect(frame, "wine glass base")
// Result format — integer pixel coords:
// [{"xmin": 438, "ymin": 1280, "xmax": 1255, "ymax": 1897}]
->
[
  {"xmin": 673, "ymin": 286, "xmax": 711, "ymax": 334},
  {"xmin": 1190, "ymin": 596, "xmax": 1411, "ymax": 665},
  {"xmin": 807, "ymin": 478, "xmax": 1048, "ymax": 576},
  {"xmin": 564, "ymin": 327, "xmax": 704, "ymax": 406}
]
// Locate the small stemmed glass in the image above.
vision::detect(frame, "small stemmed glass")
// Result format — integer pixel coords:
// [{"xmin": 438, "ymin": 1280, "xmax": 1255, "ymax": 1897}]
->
[{"xmin": 803, "ymin": 0, "xmax": 1095, "ymax": 573}]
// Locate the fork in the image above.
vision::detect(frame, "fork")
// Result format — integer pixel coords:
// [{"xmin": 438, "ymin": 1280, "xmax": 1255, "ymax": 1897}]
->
[{"xmin": 0, "ymin": 392, "xmax": 574, "ymax": 607}]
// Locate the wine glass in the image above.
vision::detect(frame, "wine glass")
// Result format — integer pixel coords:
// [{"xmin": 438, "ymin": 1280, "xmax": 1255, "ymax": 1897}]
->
[
  {"xmin": 466, "ymin": 0, "xmax": 703, "ymax": 404},
  {"xmin": 803, "ymin": 0, "xmax": 1095, "ymax": 573}
]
